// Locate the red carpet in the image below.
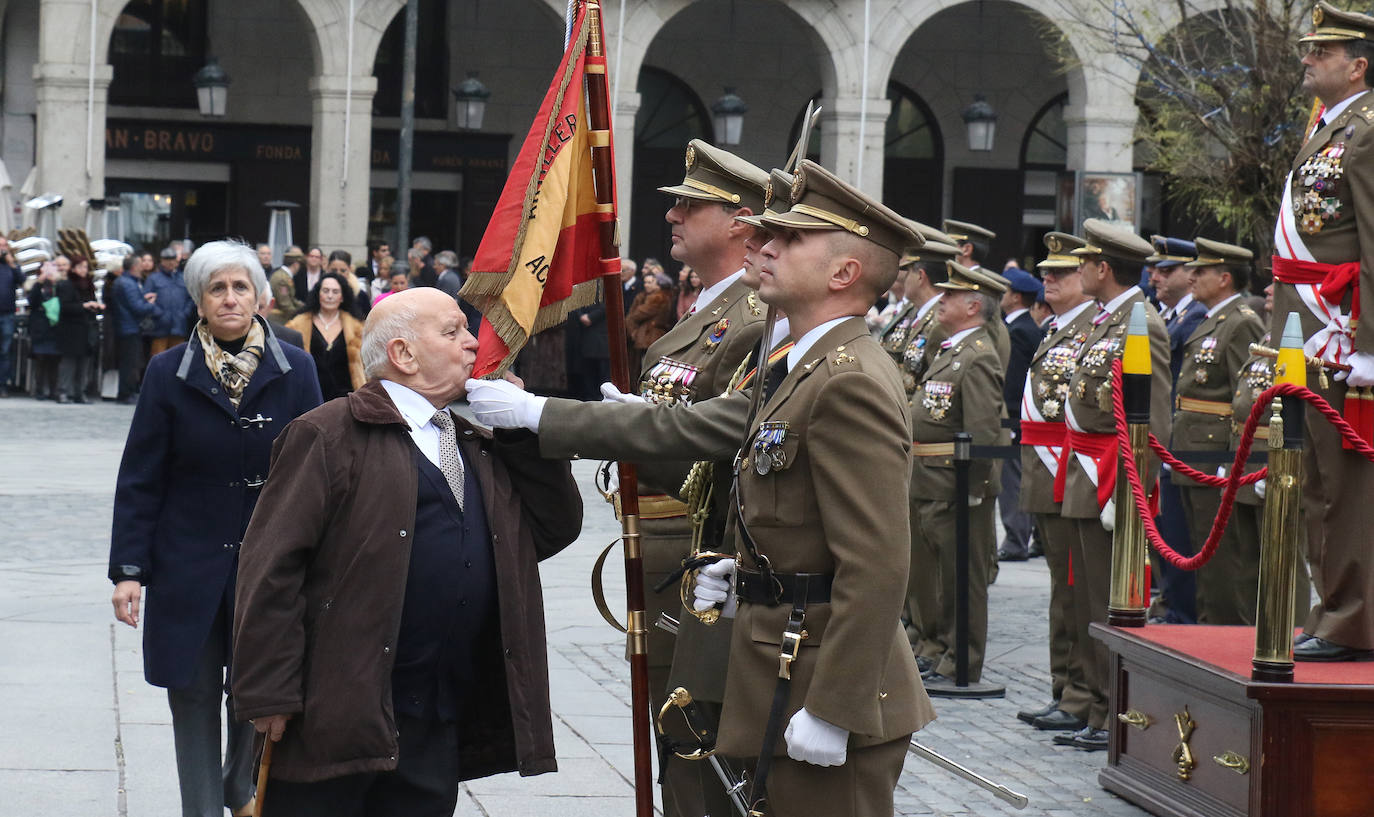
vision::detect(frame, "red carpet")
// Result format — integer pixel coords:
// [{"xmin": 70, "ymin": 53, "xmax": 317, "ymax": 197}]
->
[{"xmin": 1138, "ymin": 625, "xmax": 1374, "ymax": 685}]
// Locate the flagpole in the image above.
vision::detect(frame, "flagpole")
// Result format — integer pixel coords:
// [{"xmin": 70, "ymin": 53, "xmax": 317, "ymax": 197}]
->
[{"xmin": 583, "ymin": 3, "xmax": 655, "ymax": 815}]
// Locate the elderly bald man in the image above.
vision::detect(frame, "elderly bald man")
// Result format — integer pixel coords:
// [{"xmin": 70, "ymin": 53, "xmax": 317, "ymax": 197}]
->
[{"xmin": 232, "ymin": 288, "xmax": 583, "ymax": 816}]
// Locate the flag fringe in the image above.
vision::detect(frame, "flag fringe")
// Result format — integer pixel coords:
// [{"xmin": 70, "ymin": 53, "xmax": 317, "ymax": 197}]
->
[{"xmin": 477, "ymin": 278, "xmax": 602, "ymax": 377}]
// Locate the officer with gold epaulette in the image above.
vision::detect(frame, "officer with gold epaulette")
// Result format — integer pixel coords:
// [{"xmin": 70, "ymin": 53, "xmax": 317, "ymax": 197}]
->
[
  {"xmin": 1172, "ymin": 238, "xmax": 1265, "ymax": 624},
  {"xmin": 1057, "ymin": 219, "xmax": 1172, "ymax": 751},
  {"xmin": 1014, "ymin": 231, "xmax": 1097, "ymax": 734},
  {"xmin": 1272, "ymin": 2, "xmax": 1374, "ymax": 662},
  {"xmin": 908, "ymin": 261, "xmax": 1008, "ymax": 688},
  {"xmin": 944, "ymin": 218, "xmax": 1011, "ymax": 366},
  {"xmin": 894, "ymin": 236, "xmax": 962, "ymax": 397},
  {"xmin": 686, "ymin": 160, "xmax": 933, "ymax": 817},
  {"xmin": 473, "ymin": 138, "xmax": 767, "ymax": 817}
]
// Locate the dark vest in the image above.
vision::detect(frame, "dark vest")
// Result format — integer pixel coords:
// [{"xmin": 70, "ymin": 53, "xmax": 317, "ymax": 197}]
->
[{"xmin": 392, "ymin": 446, "xmax": 496, "ymax": 721}]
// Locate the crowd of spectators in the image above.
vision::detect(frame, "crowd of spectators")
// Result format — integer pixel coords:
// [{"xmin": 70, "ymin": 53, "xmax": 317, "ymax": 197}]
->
[{"xmin": 0, "ymin": 234, "xmax": 478, "ymax": 406}]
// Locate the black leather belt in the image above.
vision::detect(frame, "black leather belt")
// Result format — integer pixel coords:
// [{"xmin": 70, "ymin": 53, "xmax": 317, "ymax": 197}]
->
[{"xmin": 735, "ymin": 569, "xmax": 833, "ymax": 607}]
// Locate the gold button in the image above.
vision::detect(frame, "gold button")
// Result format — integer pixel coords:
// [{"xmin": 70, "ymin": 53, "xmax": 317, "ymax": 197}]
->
[{"xmin": 879, "ymin": 691, "xmax": 888, "ymax": 699}]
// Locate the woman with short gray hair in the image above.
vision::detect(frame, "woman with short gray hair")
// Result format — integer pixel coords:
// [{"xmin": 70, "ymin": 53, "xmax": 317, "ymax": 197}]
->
[{"xmin": 109, "ymin": 239, "xmax": 321, "ymax": 817}]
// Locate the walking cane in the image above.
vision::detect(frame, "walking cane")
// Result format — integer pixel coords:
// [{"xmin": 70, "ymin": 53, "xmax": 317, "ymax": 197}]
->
[{"xmin": 251, "ymin": 739, "xmax": 273, "ymax": 817}]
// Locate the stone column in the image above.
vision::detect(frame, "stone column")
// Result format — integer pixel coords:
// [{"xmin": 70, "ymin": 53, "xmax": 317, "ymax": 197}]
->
[
  {"xmin": 308, "ymin": 74, "xmax": 377, "ymax": 261},
  {"xmin": 32, "ymin": 61, "xmax": 113, "ymax": 228},
  {"xmin": 612, "ymin": 90, "xmax": 640, "ymax": 256},
  {"xmin": 1066, "ymin": 58, "xmax": 1138, "ymax": 173},
  {"xmin": 819, "ymin": 94, "xmax": 892, "ymax": 198}
]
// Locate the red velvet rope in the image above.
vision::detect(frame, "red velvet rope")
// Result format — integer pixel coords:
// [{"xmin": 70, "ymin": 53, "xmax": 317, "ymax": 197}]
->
[{"xmin": 1110, "ymin": 358, "xmax": 1374, "ymax": 570}]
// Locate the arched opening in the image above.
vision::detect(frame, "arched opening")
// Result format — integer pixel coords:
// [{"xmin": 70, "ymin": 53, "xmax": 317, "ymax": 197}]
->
[
  {"xmin": 108, "ymin": 0, "xmax": 209, "ymax": 108},
  {"xmin": 891, "ymin": 0, "xmax": 1072, "ymax": 266},
  {"xmin": 372, "ymin": 0, "xmax": 449, "ymax": 119},
  {"xmin": 630, "ymin": 66, "xmax": 713, "ymax": 263},
  {"xmin": 1019, "ymin": 92, "xmax": 1067, "ymax": 266},
  {"xmin": 786, "ymin": 82, "xmax": 943, "ymax": 225}
]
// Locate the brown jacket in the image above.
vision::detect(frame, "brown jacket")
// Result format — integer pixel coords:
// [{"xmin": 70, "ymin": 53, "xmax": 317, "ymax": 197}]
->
[
  {"xmin": 286, "ymin": 311, "xmax": 367, "ymax": 391},
  {"xmin": 232, "ymin": 380, "xmax": 582, "ymax": 783},
  {"xmin": 626, "ymin": 289, "xmax": 675, "ymax": 350}
]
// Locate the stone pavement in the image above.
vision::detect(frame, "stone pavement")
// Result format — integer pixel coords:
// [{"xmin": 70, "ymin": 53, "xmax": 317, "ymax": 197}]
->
[{"xmin": 0, "ymin": 396, "xmax": 1152, "ymax": 816}]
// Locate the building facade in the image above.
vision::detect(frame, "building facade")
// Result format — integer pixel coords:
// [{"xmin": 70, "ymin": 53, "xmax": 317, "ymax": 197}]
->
[{"xmin": 1, "ymin": 0, "xmax": 1192, "ymax": 266}]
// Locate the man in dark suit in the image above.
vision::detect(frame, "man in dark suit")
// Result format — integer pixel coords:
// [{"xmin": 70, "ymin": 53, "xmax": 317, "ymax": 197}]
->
[
  {"xmin": 293, "ymin": 247, "xmax": 325, "ymax": 304},
  {"xmin": 563, "ymin": 302, "xmax": 609, "ymax": 402},
  {"xmin": 997, "ymin": 267, "xmax": 1046, "ymax": 561},
  {"xmin": 1146, "ymin": 236, "xmax": 1204, "ymax": 624}
]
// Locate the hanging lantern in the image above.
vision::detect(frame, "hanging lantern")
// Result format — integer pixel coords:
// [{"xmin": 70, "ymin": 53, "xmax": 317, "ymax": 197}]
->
[
  {"xmin": 453, "ymin": 72, "xmax": 492, "ymax": 130},
  {"xmin": 711, "ymin": 87, "xmax": 749, "ymax": 146},
  {"xmin": 962, "ymin": 94, "xmax": 998, "ymax": 152},
  {"xmin": 193, "ymin": 58, "xmax": 231, "ymax": 117}
]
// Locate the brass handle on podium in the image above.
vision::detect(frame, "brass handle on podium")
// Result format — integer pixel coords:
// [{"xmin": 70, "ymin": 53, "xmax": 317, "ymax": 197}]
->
[
  {"xmin": 1117, "ymin": 710, "xmax": 1152, "ymax": 730},
  {"xmin": 1213, "ymin": 752, "xmax": 1250, "ymax": 775}
]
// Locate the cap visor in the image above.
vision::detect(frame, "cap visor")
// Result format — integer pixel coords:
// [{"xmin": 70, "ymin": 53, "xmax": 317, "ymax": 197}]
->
[
  {"xmin": 759, "ymin": 209, "xmax": 842, "ymax": 231},
  {"xmin": 1300, "ymin": 31, "xmax": 1362, "ymax": 42},
  {"xmin": 657, "ymin": 184, "xmax": 727, "ymax": 203},
  {"xmin": 1037, "ymin": 259, "xmax": 1080, "ymax": 269},
  {"xmin": 734, "ymin": 214, "xmax": 766, "ymax": 227}
]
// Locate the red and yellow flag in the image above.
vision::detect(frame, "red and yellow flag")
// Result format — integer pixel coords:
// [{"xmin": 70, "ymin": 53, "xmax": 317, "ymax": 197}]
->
[{"xmin": 460, "ymin": 2, "xmax": 616, "ymax": 377}]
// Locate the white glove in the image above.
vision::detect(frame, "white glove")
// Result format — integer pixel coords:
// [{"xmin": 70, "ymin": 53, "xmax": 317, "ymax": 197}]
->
[
  {"xmin": 1100, "ymin": 497, "xmax": 1116, "ymax": 532},
  {"xmin": 784, "ymin": 708, "xmax": 849, "ymax": 767},
  {"xmin": 464, "ymin": 379, "xmax": 547, "ymax": 432},
  {"xmin": 1216, "ymin": 466, "xmax": 1227, "ymax": 479},
  {"xmin": 968, "ymin": 494, "xmax": 983, "ymax": 507},
  {"xmin": 693, "ymin": 558, "xmax": 737, "ymax": 618},
  {"xmin": 1255, "ymin": 478, "xmax": 1267, "ymax": 500},
  {"xmin": 599, "ymin": 382, "xmax": 646, "ymax": 404},
  {"xmin": 1337, "ymin": 351, "xmax": 1374, "ymax": 387}
]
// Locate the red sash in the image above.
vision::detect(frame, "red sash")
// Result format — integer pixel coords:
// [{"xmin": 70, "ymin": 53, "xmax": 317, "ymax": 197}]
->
[
  {"xmin": 1053, "ymin": 430, "xmax": 1117, "ymax": 509},
  {"xmin": 1019, "ymin": 419, "xmax": 1066, "ymax": 447},
  {"xmin": 1271, "ymin": 255, "xmax": 1362, "ymax": 324}
]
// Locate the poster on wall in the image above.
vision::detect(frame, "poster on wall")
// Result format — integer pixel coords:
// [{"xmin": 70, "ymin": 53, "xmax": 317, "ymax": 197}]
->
[{"xmin": 1076, "ymin": 172, "xmax": 1140, "ymax": 232}]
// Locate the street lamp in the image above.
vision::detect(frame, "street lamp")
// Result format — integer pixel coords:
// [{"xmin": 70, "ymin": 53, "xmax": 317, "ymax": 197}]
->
[
  {"xmin": 193, "ymin": 58, "xmax": 231, "ymax": 117},
  {"xmin": 711, "ymin": 87, "xmax": 748, "ymax": 146},
  {"xmin": 453, "ymin": 72, "xmax": 492, "ymax": 130},
  {"xmin": 962, "ymin": 94, "xmax": 998, "ymax": 152},
  {"xmin": 264, "ymin": 200, "xmax": 300, "ymax": 267}
]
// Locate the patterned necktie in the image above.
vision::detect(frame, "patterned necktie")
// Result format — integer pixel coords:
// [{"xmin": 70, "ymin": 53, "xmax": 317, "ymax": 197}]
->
[{"xmin": 430, "ymin": 410, "xmax": 466, "ymax": 512}]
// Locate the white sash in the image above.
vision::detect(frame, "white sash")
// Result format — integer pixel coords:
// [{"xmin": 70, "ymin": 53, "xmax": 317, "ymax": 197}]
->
[
  {"xmin": 1062, "ymin": 399, "xmax": 1100, "ymax": 491},
  {"xmin": 1275, "ymin": 170, "xmax": 1354, "ymax": 365},
  {"xmin": 1021, "ymin": 375, "xmax": 1062, "ymax": 476}
]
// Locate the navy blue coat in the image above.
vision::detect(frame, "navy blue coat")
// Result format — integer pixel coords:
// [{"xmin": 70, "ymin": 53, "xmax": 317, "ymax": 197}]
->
[
  {"xmin": 109, "ymin": 321, "xmax": 322, "ymax": 689},
  {"xmin": 110, "ymin": 273, "xmax": 161, "ymax": 338},
  {"xmin": 143, "ymin": 267, "xmax": 196, "ymax": 337},
  {"xmin": 1004, "ymin": 310, "xmax": 1044, "ymax": 425}
]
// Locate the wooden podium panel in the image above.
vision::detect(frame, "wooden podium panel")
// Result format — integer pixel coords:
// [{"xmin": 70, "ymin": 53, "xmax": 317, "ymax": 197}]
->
[{"xmin": 1092, "ymin": 624, "xmax": 1374, "ymax": 817}]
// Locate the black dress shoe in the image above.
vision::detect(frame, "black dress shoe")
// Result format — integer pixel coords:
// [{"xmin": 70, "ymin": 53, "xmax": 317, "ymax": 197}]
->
[
  {"xmin": 915, "ymin": 655, "xmax": 934, "ymax": 675},
  {"xmin": 1016, "ymin": 699, "xmax": 1060, "ymax": 725},
  {"xmin": 1027, "ymin": 539, "xmax": 1044, "ymax": 558},
  {"xmin": 1295, "ymin": 631, "xmax": 1314, "ymax": 646},
  {"xmin": 922, "ymin": 672, "xmax": 952, "ymax": 687},
  {"xmin": 56, "ymin": 394, "xmax": 72, "ymax": 404},
  {"xmin": 998, "ymin": 548, "xmax": 1029, "ymax": 562},
  {"xmin": 1051, "ymin": 729, "xmax": 1080, "ymax": 746},
  {"xmin": 1293, "ymin": 636, "xmax": 1374, "ymax": 662},
  {"xmin": 1032, "ymin": 709, "xmax": 1088, "ymax": 731},
  {"xmin": 1070, "ymin": 727, "xmax": 1109, "ymax": 750}
]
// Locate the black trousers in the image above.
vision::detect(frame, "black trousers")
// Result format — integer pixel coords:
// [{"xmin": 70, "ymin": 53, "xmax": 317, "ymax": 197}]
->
[
  {"xmin": 262, "ymin": 713, "xmax": 460, "ymax": 817},
  {"xmin": 117, "ymin": 334, "xmax": 145, "ymax": 398}
]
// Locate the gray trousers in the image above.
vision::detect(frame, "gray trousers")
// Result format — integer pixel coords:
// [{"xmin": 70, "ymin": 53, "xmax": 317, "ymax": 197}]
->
[
  {"xmin": 998, "ymin": 455, "xmax": 1034, "ymax": 556},
  {"xmin": 166, "ymin": 608, "xmax": 256, "ymax": 817}
]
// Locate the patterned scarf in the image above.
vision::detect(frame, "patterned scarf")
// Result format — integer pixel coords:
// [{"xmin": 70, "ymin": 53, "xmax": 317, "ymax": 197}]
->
[{"xmin": 197, "ymin": 317, "xmax": 266, "ymax": 408}]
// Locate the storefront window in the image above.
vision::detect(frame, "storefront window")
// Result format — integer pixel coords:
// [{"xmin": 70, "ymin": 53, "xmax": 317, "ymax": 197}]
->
[{"xmin": 108, "ymin": 0, "xmax": 209, "ymax": 108}]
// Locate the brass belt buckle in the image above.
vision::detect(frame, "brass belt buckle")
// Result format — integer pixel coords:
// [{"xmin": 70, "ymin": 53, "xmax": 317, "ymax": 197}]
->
[{"xmin": 778, "ymin": 630, "xmax": 804, "ymax": 680}]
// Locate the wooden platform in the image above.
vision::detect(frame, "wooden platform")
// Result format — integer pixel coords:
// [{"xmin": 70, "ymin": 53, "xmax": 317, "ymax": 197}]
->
[{"xmin": 1092, "ymin": 624, "xmax": 1374, "ymax": 817}]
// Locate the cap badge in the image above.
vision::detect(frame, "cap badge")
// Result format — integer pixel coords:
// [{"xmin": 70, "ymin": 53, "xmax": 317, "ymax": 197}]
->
[
  {"xmin": 1046, "ymin": 235, "xmax": 1062, "ymax": 253},
  {"xmin": 685, "ymin": 145, "xmax": 697, "ymax": 173},
  {"xmin": 1314, "ymin": 5, "xmax": 1324, "ymax": 25},
  {"xmin": 791, "ymin": 170, "xmax": 806, "ymax": 205},
  {"xmin": 763, "ymin": 181, "xmax": 775, "ymax": 209}
]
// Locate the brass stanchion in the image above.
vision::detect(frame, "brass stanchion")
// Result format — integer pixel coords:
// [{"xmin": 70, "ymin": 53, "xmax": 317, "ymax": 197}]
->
[
  {"xmin": 1253, "ymin": 312, "xmax": 1305, "ymax": 683},
  {"xmin": 1109, "ymin": 302, "xmax": 1151, "ymax": 627}
]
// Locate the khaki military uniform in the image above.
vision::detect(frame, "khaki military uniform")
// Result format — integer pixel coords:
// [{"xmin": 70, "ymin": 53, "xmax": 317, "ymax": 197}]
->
[
  {"xmin": 1272, "ymin": 88, "xmax": 1374, "ymax": 648},
  {"xmin": 877, "ymin": 299, "xmax": 919, "ymax": 367},
  {"xmin": 719, "ymin": 318, "xmax": 933, "ymax": 815},
  {"xmin": 907, "ymin": 325, "xmax": 1004, "ymax": 681},
  {"xmin": 1061, "ymin": 290, "xmax": 1171, "ymax": 729},
  {"xmin": 1018, "ymin": 301, "xmax": 1097, "ymax": 721},
  {"xmin": 1172, "ymin": 297, "xmax": 1265, "ymax": 623},
  {"xmin": 1226, "ymin": 334, "xmax": 1313, "ymax": 624}
]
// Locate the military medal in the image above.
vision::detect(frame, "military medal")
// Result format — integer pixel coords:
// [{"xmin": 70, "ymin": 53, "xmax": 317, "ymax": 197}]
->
[
  {"xmin": 753, "ymin": 421, "xmax": 789, "ymax": 475},
  {"xmin": 641, "ymin": 356, "xmax": 700, "ymax": 406},
  {"xmin": 703, "ymin": 318, "xmax": 730, "ymax": 353},
  {"xmin": 922, "ymin": 381, "xmax": 954, "ymax": 421}
]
